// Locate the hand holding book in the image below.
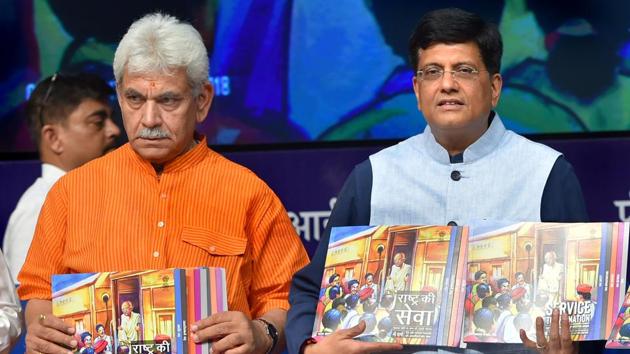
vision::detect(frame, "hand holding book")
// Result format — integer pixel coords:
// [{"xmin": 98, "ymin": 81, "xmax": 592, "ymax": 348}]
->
[
  {"xmin": 190, "ymin": 311, "xmax": 271, "ymax": 353},
  {"xmin": 520, "ymin": 309, "xmax": 579, "ymax": 354},
  {"xmin": 24, "ymin": 299, "xmax": 78, "ymax": 354},
  {"xmin": 303, "ymin": 321, "xmax": 402, "ymax": 354}
]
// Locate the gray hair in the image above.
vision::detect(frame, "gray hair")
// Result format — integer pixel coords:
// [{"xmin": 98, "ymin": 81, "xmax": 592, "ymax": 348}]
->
[{"xmin": 113, "ymin": 13, "xmax": 209, "ymax": 94}]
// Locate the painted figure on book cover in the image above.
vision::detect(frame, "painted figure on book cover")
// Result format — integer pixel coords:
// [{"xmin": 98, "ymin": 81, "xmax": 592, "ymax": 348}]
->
[
  {"xmin": 118, "ymin": 301, "xmax": 142, "ymax": 348},
  {"xmin": 538, "ymin": 251, "xmax": 564, "ymax": 304},
  {"xmin": 94, "ymin": 323, "xmax": 113, "ymax": 354},
  {"xmin": 385, "ymin": 253, "xmax": 411, "ymax": 292}
]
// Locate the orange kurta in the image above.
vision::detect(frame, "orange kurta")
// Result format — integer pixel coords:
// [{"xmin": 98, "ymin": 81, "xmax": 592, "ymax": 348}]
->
[{"xmin": 18, "ymin": 137, "xmax": 308, "ymax": 318}]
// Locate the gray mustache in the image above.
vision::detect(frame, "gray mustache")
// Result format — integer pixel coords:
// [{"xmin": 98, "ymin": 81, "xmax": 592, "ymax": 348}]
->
[{"xmin": 137, "ymin": 127, "xmax": 171, "ymax": 139}]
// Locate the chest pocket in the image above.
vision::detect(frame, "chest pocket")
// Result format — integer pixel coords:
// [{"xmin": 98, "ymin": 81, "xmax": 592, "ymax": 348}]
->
[{"xmin": 181, "ymin": 226, "xmax": 247, "ymax": 256}]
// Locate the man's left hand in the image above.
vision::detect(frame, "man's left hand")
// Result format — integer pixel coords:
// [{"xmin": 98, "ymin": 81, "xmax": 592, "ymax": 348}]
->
[
  {"xmin": 521, "ymin": 309, "xmax": 578, "ymax": 354},
  {"xmin": 191, "ymin": 311, "xmax": 270, "ymax": 354}
]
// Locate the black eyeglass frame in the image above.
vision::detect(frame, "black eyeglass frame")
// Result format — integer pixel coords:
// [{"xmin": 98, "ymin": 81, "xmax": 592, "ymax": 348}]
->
[{"xmin": 37, "ymin": 73, "xmax": 59, "ymax": 128}]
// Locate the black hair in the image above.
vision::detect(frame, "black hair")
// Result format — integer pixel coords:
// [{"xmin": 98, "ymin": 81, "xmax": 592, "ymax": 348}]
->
[
  {"xmin": 332, "ymin": 297, "xmax": 346, "ymax": 310},
  {"xmin": 474, "ymin": 270, "xmax": 487, "ymax": 281},
  {"xmin": 482, "ymin": 296, "xmax": 497, "ymax": 309},
  {"xmin": 496, "ymin": 278, "xmax": 509, "ymax": 289},
  {"xmin": 473, "ymin": 308, "xmax": 495, "ymax": 332},
  {"xmin": 26, "ymin": 72, "xmax": 113, "ymax": 147},
  {"xmin": 346, "ymin": 294, "xmax": 360, "ymax": 309},
  {"xmin": 408, "ymin": 8, "xmax": 502, "ymax": 74},
  {"xmin": 322, "ymin": 309, "xmax": 342, "ymax": 331},
  {"xmin": 476, "ymin": 283, "xmax": 490, "ymax": 298},
  {"xmin": 362, "ymin": 299, "xmax": 377, "ymax": 314},
  {"xmin": 577, "ymin": 291, "xmax": 592, "ymax": 301},
  {"xmin": 496, "ymin": 293, "xmax": 512, "ymax": 309},
  {"xmin": 380, "ymin": 293, "xmax": 395, "ymax": 309}
]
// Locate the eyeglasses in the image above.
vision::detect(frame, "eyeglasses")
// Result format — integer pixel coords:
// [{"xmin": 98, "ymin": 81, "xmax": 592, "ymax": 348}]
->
[
  {"xmin": 416, "ymin": 65, "xmax": 485, "ymax": 82},
  {"xmin": 38, "ymin": 73, "xmax": 59, "ymax": 127}
]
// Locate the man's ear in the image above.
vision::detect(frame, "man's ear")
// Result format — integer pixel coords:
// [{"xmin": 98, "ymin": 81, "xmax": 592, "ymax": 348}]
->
[
  {"xmin": 41, "ymin": 124, "xmax": 64, "ymax": 155},
  {"xmin": 412, "ymin": 76, "xmax": 422, "ymax": 111},
  {"xmin": 490, "ymin": 73, "xmax": 503, "ymax": 108},
  {"xmin": 195, "ymin": 82, "xmax": 214, "ymax": 124}
]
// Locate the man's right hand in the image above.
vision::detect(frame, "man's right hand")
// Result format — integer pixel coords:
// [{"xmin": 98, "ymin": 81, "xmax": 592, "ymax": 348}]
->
[
  {"xmin": 303, "ymin": 321, "xmax": 403, "ymax": 354},
  {"xmin": 25, "ymin": 300, "xmax": 77, "ymax": 354}
]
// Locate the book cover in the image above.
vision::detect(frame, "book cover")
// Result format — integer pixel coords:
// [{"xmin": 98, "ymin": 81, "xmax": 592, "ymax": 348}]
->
[
  {"xmin": 311, "ymin": 225, "xmax": 465, "ymax": 347},
  {"xmin": 464, "ymin": 222, "xmax": 629, "ymax": 343},
  {"xmin": 606, "ymin": 286, "xmax": 630, "ymax": 348},
  {"xmin": 174, "ymin": 269, "xmax": 187, "ymax": 354},
  {"xmin": 209, "ymin": 267, "xmax": 228, "ymax": 314},
  {"xmin": 52, "ymin": 267, "xmax": 228, "ymax": 354},
  {"xmin": 186, "ymin": 268, "xmax": 198, "ymax": 354},
  {"xmin": 199, "ymin": 268, "xmax": 209, "ymax": 354},
  {"xmin": 52, "ymin": 269, "xmax": 178, "ymax": 353}
]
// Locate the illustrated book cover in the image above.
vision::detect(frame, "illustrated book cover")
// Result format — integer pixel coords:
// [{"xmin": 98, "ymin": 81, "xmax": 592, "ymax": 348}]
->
[
  {"xmin": 311, "ymin": 225, "xmax": 468, "ymax": 347},
  {"xmin": 52, "ymin": 267, "xmax": 227, "ymax": 354},
  {"xmin": 606, "ymin": 286, "xmax": 630, "ymax": 349},
  {"xmin": 463, "ymin": 222, "xmax": 628, "ymax": 343}
]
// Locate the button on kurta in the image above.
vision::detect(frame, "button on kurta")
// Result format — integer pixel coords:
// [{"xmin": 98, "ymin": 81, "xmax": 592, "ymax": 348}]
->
[
  {"xmin": 447, "ymin": 221, "xmax": 457, "ymax": 226},
  {"xmin": 153, "ymin": 251, "xmax": 160, "ymax": 257},
  {"xmin": 160, "ymin": 193, "xmax": 167, "ymax": 199},
  {"xmin": 157, "ymin": 221, "xmax": 165, "ymax": 228},
  {"xmin": 450, "ymin": 171, "xmax": 461, "ymax": 181},
  {"xmin": 209, "ymin": 246, "xmax": 216, "ymax": 252}
]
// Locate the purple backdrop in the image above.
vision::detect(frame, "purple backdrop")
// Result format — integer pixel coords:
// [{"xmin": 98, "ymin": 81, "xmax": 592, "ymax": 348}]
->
[
  {"xmin": 1, "ymin": 136, "xmax": 629, "ymax": 354},
  {"xmin": 2, "ymin": 136, "xmax": 630, "ymax": 257}
]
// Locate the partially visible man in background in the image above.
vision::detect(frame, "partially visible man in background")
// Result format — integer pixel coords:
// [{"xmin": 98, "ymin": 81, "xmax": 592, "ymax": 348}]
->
[
  {"xmin": 3, "ymin": 73, "xmax": 120, "ymax": 283},
  {"xmin": 0, "ymin": 249, "xmax": 21, "ymax": 354}
]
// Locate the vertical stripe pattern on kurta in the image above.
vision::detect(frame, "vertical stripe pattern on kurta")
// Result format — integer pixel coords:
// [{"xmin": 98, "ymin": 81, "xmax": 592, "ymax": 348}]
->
[{"xmin": 18, "ymin": 137, "xmax": 309, "ymax": 318}]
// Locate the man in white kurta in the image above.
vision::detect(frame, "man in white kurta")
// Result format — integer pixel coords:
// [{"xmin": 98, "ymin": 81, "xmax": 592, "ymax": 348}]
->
[
  {"xmin": 0, "ymin": 249, "xmax": 21, "ymax": 353},
  {"xmin": 2, "ymin": 73, "xmax": 119, "ymax": 283}
]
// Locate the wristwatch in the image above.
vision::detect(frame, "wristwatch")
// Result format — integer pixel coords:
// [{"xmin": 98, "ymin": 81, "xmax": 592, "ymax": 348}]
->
[{"xmin": 256, "ymin": 318, "xmax": 278, "ymax": 354}]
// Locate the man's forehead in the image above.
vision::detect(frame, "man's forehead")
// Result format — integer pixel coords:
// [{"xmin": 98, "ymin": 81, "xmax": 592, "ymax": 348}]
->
[
  {"xmin": 67, "ymin": 99, "xmax": 112, "ymax": 123},
  {"xmin": 418, "ymin": 42, "xmax": 483, "ymax": 65},
  {"xmin": 120, "ymin": 69, "xmax": 189, "ymax": 92}
]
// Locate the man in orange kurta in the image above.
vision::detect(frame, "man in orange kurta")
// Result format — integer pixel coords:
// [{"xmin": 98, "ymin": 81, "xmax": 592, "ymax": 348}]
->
[{"xmin": 18, "ymin": 12, "xmax": 308, "ymax": 354}]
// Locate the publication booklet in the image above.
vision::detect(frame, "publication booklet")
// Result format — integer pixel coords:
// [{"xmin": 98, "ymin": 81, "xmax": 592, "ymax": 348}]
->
[
  {"xmin": 464, "ymin": 222, "xmax": 628, "ymax": 343},
  {"xmin": 311, "ymin": 225, "xmax": 468, "ymax": 347},
  {"xmin": 606, "ymin": 286, "xmax": 630, "ymax": 349},
  {"xmin": 51, "ymin": 267, "xmax": 227, "ymax": 354}
]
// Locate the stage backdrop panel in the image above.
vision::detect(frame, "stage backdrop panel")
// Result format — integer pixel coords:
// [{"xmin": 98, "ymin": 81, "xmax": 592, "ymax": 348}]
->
[{"xmin": 2, "ymin": 136, "xmax": 630, "ymax": 258}]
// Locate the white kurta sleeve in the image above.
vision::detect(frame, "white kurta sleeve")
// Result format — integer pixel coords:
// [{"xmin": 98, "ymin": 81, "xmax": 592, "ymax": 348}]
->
[{"xmin": 0, "ymin": 250, "xmax": 21, "ymax": 352}]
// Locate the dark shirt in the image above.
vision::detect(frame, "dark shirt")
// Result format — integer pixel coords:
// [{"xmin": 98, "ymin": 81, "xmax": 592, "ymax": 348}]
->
[{"xmin": 286, "ymin": 155, "xmax": 589, "ymax": 354}]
